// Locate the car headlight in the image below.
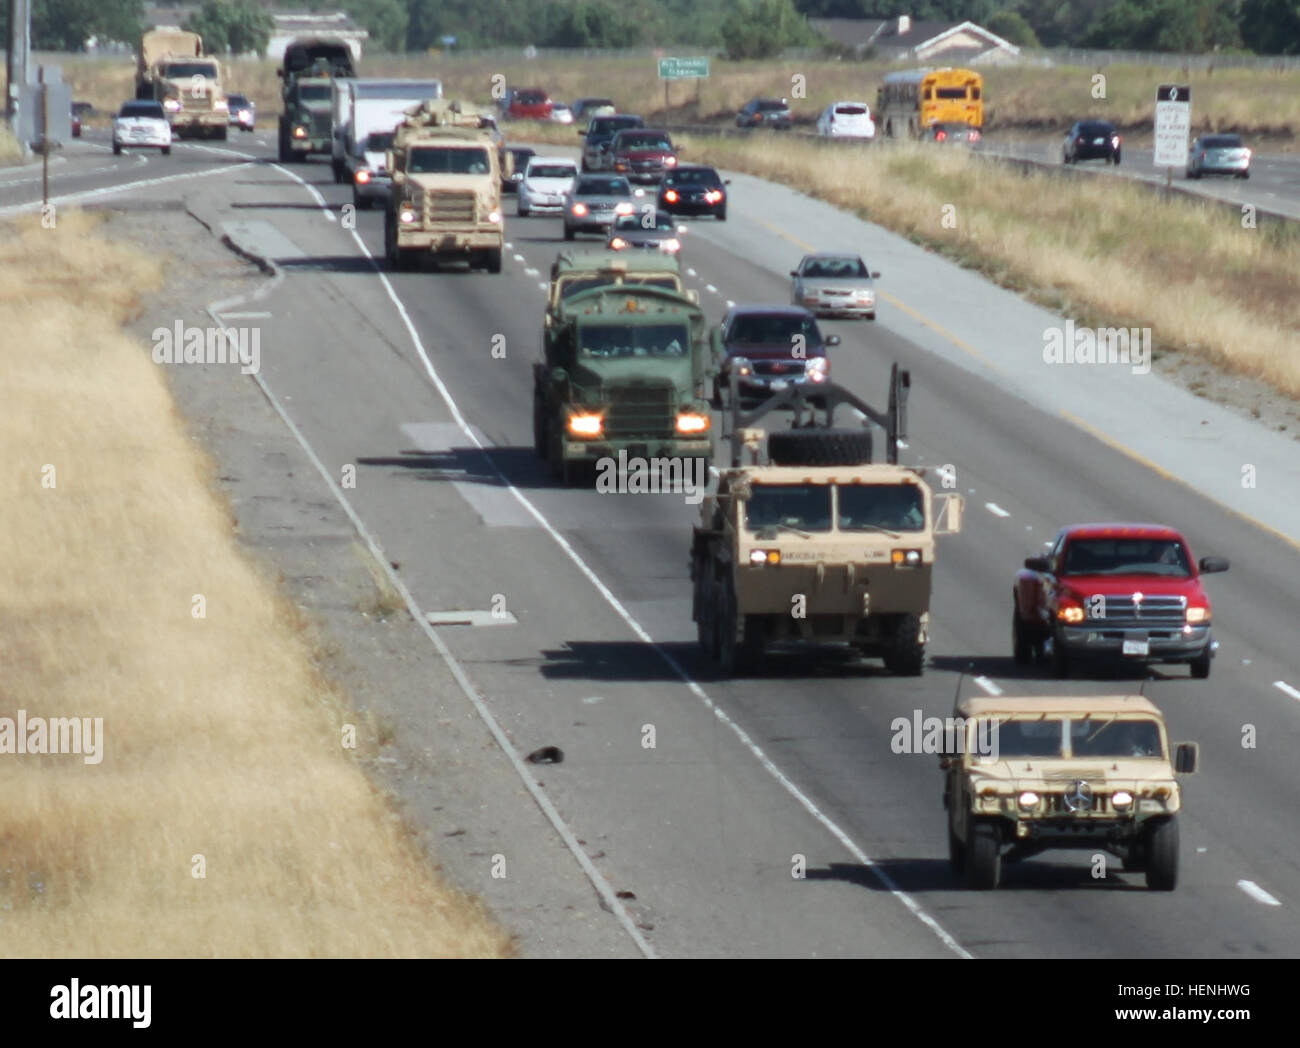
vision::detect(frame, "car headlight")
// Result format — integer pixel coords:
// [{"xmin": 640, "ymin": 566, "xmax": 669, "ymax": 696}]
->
[
  {"xmin": 661, "ymin": 238, "xmax": 681, "ymax": 253},
  {"xmin": 749, "ymin": 549, "xmax": 781, "ymax": 566},
  {"xmin": 1111, "ymin": 790, "xmax": 1134, "ymax": 811},
  {"xmin": 292, "ymin": 125, "xmax": 308, "ymax": 139},
  {"xmin": 676, "ymin": 412, "xmax": 710, "ymax": 434},
  {"xmin": 1057, "ymin": 604, "xmax": 1085, "ymax": 624},
  {"xmin": 614, "ymin": 202, "xmax": 634, "ymax": 215},
  {"xmin": 355, "ymin": 169, "xmax": 371, "ymax": 184},
  {"xmin": 806, "ymin": 356, "xmax": 829, "ymax": 383},
  {"xmin": 567, "ymin": 413, "xmax": 603, "ymax": 437},
  {"xmin": 704, "ymin": 190, "xmax": 722, "ymax": 203},
  {"xmin": 1186, "ymin": 606, "xmax": 1209, "ymax": 624},
  {"xmin": 1017, "ymin": 791, "xmax": 1039, "ymax": 811},
  {"xmin": 891, "ymin": 548, "xmax": 922, "ymax": 566},
  {"xmin": 664, "ymin": 189, "xmax": 679, "ymax": 202},
  {"xmin": 664, "ymin": 155, "xmax": 677, "ymax": 166},
  {"xmin": 609, "ymin": 237, "xmax": 628, "ymax": 249},
  {"xmin": 398, "ymin": 205, "xmax": 417, "ymax": 224},
  {"xmin": 163, "ymin": 98, "xmax": 181, "ymax": 112},
  {"xmin": 571, "ymin": 202, "xmax": 588, "ymax": 217}
]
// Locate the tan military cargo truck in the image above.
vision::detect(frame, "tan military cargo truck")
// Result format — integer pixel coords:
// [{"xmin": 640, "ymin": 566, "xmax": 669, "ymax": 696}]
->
[
  {"xmin": 384, "ymin": 100, "xmax": 506, "ymax": 273},
  {"xmin": 691, "ymin": 365, "xmax": 963, "ymax": 675},
  {"xmin": 136, "ymin": 29, "xmax": 227, "ymax": 139},
  {"xmin": 942, "ymin": 694, "xmax": 1198, "ymax": 890}
]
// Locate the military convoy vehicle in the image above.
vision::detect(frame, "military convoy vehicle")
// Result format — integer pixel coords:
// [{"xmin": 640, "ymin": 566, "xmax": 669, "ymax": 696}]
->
[
  {"xmin": 384, "ymin": 100, "xmax": 506, "ymax": 273},
  {"xmin": 942, "ymin": 694, "xmax": 1197, "ymax": 890},
  {"xmin": 278, "ymin": 38, "xmax": 355, "ymax": 163},
  {"xmin": 691, "ymin": 365, "xmax": 963, "ymax": 675},
  {"xmin": 533, "ymin": 275, "xmax": 713, "ymax": 484},
  {"xmin": 546, "ymin": 250, "xmax": 696, "ymax": 323},
  {"xmin": 136, "ymin": 29, "xmax": 227, "ymax": 139}
]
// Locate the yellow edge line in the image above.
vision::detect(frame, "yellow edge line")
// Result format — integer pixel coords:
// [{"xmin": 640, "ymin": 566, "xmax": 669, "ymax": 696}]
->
[
  {"xmin": 748, "ymin": 214, "xmax": 1300, "ymax": 554},
  {"xmin": 1061, "ymin": 409, "xmax": 1300, "ymax": 554}
]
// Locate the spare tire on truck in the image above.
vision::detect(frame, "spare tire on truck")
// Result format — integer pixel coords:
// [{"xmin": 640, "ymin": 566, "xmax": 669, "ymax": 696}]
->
[{"xmin": 766, "ymin": 428, "xmax": 872, "ymax": 467}]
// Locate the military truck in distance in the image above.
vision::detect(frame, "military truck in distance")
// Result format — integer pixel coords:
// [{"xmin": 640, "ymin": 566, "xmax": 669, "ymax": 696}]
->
[
  {"xmin": 942, "ymin": 694, "xmax": 1197, "ymax": 890},
  {"xmin": 546, "ymin": 250, "xmax": 697, "ymax": 327},
  {"xmin": 691, "ymin": 366, "xmax": 964, "ymax": 675},
  {"xmin": 533, "ymin": 283, "xmax": 713, "ymax": 484},
  {"xmin": 136, "ymin": 29, "xmax": 227, "ymax": 139},
  {"xmin": 384, "ymin": 100, "xmax": 506, "ymax": 273},
  {"xmin": 278, "ymin": 38, "xmax": 355, "ymax": 162}
]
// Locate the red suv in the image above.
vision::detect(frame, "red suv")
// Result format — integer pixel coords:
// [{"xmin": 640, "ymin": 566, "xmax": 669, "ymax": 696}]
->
[
  {"xmin": 506, "ymin": 88, "xmax": 553, "ymax": 121},
  {"xmin": 610, "ymin": 128, "xmax": 678, "ymax": 183},
  {"xmin": 1013, "ymin": 523, "xmax": 1229, "ymax": 679}
]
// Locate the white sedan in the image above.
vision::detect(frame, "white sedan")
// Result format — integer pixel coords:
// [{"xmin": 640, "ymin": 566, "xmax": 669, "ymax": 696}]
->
[
  {"xmin": 816, "ymin": 101, "xmax": 875, "ymax": 140},
  {"xmin": 517, "ymin": 156, "xmax": 579, "ymax": 216},
  {"xmin": 113, "ymin": 99, "xmax": 172, "ymax": 155}
]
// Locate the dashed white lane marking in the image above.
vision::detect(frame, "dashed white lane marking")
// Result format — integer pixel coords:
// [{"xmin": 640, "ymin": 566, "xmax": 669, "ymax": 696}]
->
[
  {"xmin": 1237, "ymin": 880, "xmax": 1282, "ymax": 906},
  {"xmin": 1273, "ymin": 681, "xmax": 1300, "ymax": 702},
  {"xmin": 973, "ymin": 676, "xmax": 1003, "ymax": 696},
  {"xmin": 219, "ymin": 311, "xmax": 273, "ymax": 318},
  {"xmin": 686, "ymin": 267, "xmax": 697, "ymax": 276},
  {"xmin": 985, "ymin": 502, "xmax": 1010, "ymax": 518},
  {"xmin": 725, "ymin": 299, "xmax": 735, "ymax": 307},
  {"xmin": 537, "ymin": 281, "xmax": 547, "ymax": 289},
  {"xmin": 705, "ymin": 283, "xmax": 718, "ymax": 293},
  {"xmin": 512, "ymin": 253, "xmax": 525, "ymax": 262},
  {"xmin": 525, "ymin": 267, "xmax": 539, "ymax": 276}
]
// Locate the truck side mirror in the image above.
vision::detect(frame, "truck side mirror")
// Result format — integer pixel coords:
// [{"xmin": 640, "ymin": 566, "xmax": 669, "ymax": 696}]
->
[
  {"xmin": 1024, "ymin": 556, "xmax": 1050, "ymax": 571},
  {"xmin": 1198, "ymin": 556, "xmax": 1229, "ymax": 574},
  {"xmin": 934, "ymin": 493, "xmax": 965, "ymax": 535},
  {"xmin": 1175, "ymin": 742, "xmax": 1199, "ymax": 774}
]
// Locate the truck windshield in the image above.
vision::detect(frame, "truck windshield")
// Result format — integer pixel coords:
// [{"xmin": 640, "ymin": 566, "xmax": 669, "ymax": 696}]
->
[
  {"xmin": 1070, "ymin": 718, "xmax": 1163, "ymax": 759},
  {"xmin": 161, "ymin": 62, "xmax": 219, "ymax": 80},
  {"xmin": 745, "ymin": 485, "xmax": 832, "ymax": 533},
  {"xmin": 988, "ymin": 719, "xmax": 1062, "ymax": 759},
  {"xmin": 296, "ymin": 84, "xmax": 331, "ymax": 102},
  {"xmin": 837, "ymin": 484, "xmax": 925, "ymax": 532},
  {"xmin": 1061, "ymin": 538, "xmax": 1191, "ymax": 577},
  {"xmin": 578, "ymin": 322, "xmax": 690, "ymax": 358},
  {"xmin": 408, "ymin": 146, "xmax": 492, "ymax": 174},
  {"xmin": 559, "ymin": 276, "xmax": 680, "ymax": 298}
]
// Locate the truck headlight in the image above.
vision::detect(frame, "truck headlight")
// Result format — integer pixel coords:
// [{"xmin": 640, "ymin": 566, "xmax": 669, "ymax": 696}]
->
[
  {"xmin": 1111, "ymin": 790, "xmax": 1134, "ymax": 811},
  {"xmin": 487, "ymin": 210, "xmax": 502, "ymax": 223},
  {"xmin": 806, "ymin": 356, "xmax": 829, "ymax": 383},
  {"xmin": 398, "ymin": 205, "xmax": 417, "ymax": 224},
  {"xmin": 1186, "ymin": 606, "xmax": 1209, "ymax": 624},
  {"xmin": 355, "ymin": 169, "xmax": 371, "ymax": 184},
  {"xmin": 571, "ymin": 202, "xmax": 588, "ymax": 217},
  {"xmin": 609, "ymin": 237, "xmax": 628, "ymax": 250},
  {"xmin": 749, "ymin": 549, "xmax": 780, "ymax": 565},
  {"xmin": 214, "ymin": 98, "xmax": 228, "ymax": 112},
  {"xmin": 293, "ymin": 125, "xmax": 308, "ymax": 139},
  {"xmin": 662, "ymin": 238, "xmax": 681, "ymax": 253},
  {"xmin": 891, "ymin": 548, "xmax": 922, "ymax": 566},
  {"xmin": 163, "ymin": 98, "xmax": 182, "ymax": 112},
  {"xmin": 676, "ymin": 412, "xmax": 709, "ymax": 434},
  {"xmin": 567, "ymin": 413, "xmax": 603, "ymax": 437},
  {"xmin": 1057, "ymin": 604, "xmax": 1085, "ymax": 624},
  {"xmin": 1017, "ymin": 791, "xmax": 1039, "ymax": 811},
  {"xmin": 614, "ymin": 202, "xmax": 635, "ymax": 216}
]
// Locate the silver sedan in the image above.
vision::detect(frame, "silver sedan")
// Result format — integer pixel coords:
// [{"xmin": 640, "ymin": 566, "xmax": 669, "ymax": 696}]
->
[
  {"xmin": 790, "ymin": 253, "xmax": 881, "ymax": 320},
  {"xmin": 1187, "ymin": 134, "xmax": 1251, "ymax": 180}
]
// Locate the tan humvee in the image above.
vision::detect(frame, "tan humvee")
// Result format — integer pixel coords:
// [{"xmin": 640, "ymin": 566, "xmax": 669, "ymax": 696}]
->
[
  {"xmin": 942, "ymin": 694, "xmax": 1198, "ymax": 891},
  {"xmin": 691, "ymin": 365, "xmax": 964, "ymax": 675},
  {"xmin": 384, "ymin": 100, "xmax": 505, "ymax": 273}
]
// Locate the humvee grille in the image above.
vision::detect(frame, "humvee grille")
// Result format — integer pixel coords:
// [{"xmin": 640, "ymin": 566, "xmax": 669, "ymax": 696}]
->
[
  {"xmin": 425, "ymin": 191, "xmax": 476, "ymax": 223},
  {"xmin": 1043, "ymin": 791, "xmax": 1114, "ymax": 814},
  {"xmin": 604, "ymin": 383, "xmax": 675, "ymax": 438}
]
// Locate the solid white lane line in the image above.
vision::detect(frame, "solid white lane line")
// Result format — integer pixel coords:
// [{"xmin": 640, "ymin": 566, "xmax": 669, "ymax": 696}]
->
[
  {"xmin": 973, "ymin": 676, "xmax": 1003, "ymax": 696},
  {"xmin": 1273, "ymin": 681, "xmax": 1300, "ymax": 702},
  {"xmin": 1237, "ymin": 880, "xmax": 1282, "ymax": 906},
  {"xmin": 984, "ymin": 503, "xmax": 1010, "ymax": 518}
]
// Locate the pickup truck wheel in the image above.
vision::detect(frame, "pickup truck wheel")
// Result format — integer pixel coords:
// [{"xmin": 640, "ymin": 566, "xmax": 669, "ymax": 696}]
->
[
  {"xmin": 767, "ymin": 428, "xmax": 873, "ymax": 467},
  {"xmin": 967, "ymin": 822, "xmax": 1001, "ymax": 889},
  {"xmin": 948, "ymin": 825, "xmax": 966, "ymax": 874},
  {"xmin": 883, "ymin": 614, "xmax": 925, "ymax": 676},
  {"xmin": 1189, "ymin": 647, "xmax": 1212, "ymax": 679},
  {"xmin": 716, "ymin": 206, "xmax": 727, "ymax": 222},
  {"xmin": 1144, "ymin": 818, "xmax": 1178, "ymax": 891},
  {"xmin": 1050, "ymin": 634, "xmax": 1070, "ymax": 678},
  {"xmin": 1013, "ymin": 601, "xmax": 1033, "ymax": 664}
]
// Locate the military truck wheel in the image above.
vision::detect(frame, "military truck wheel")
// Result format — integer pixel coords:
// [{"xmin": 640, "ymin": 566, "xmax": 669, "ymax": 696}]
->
[
  {"xmin": 967, "ymin": 822, "xmax": 1001, "ymax": 889},
  {"xmin": 1189, "ymin": 647, "xmax": 1212, "ymax": 679},
  {"xmin": 767, "ymin": 428, "xmax": 872, "ymax": 467},
  {"xmin": 883, "ymin": 614, "xmax": 925, "ymax": 676},
  {"xmin": 485, "ymin": 248, "xmax": 503, "ymax": 274},
  {"xmin": 948, "ymin": 826, "xmax": 966, "ymax": 874},
  {"xmin": 715, "ymin": 582, "xmax": 739, "ymax": 675},
  {"xmin": 215, "ymin": 127, "xmax": 227, "ymax": 141},
  {"xmin": 532, "ymin": 396, "xmax": 547, "ymax": 459},
  {"xmin": 1013, "ymin": 601, "xmax": 1033, "ymax": 664},
  {"xmin": 1144, "ymin": 818, "xmax": 1179, "ymax": 891},
  {"xmin": 563, "ymin": 225, "xmax": 575, "ymax": 241}
]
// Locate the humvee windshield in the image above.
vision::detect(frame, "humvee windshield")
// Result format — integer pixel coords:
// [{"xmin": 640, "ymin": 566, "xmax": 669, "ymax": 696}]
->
[
  {"xmin": 408, "ymin": 146, "xmax": 492, "ymax": 174},
  {"xmin": 1070, "ymin": 718, "xmax": 1163, "ymax": 759},
  {"xmin": 578, "ymin": 322, "xmax": 689, "ymax": 358},
  {"xmin": 745, "ymin": 485, "xmax": 832, "ymax": 533},
  {"xmin": 838, "ymin": 484, "xmax": 924, "ymax": 532},
  {"xmin": 988, "ymin": 719, "xmax": 1062, "ymax": 759}
]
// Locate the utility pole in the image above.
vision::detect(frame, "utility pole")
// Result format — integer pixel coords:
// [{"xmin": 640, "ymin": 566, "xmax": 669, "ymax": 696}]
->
[{"xmin": 6, "ymin": 0, "xmax": 32, "ymax": 125}]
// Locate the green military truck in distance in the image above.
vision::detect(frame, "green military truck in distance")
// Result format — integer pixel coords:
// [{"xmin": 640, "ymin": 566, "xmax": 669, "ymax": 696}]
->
[
  {"xmin": 278, "ymin": 38, "xmax": 355, "ymax": 162},
  {"xmin": 942, "ymin": 694, "xmax": 1198, "ymax": 890},
  {"xmin": 546, "ymin": 249, "xmax": 698, "ymax": 328},
  {"xmin": 385, "ymin": 100, "xmax": 506, "ymax": 273},
  {"xmin": 691, "ymin": 366, "xmax": 964, "ymax": 675},
  {"xmin": 533, "ymin": 281, "xmax": 714, "ymax": 485}
]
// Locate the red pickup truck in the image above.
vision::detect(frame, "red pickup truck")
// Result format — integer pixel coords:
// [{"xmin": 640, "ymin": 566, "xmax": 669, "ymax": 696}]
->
[{"xmin": 1013, "ymin": 523, "xmax": 1229, "ymax": 679}]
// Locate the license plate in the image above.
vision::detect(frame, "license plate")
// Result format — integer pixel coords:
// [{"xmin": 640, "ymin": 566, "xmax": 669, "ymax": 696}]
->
[
  {"xmin": 1122, "ymin": 639, "xmax": 1150, "ymax": 656},
  {"xmin": 1093, "ymin": 137, "xmax": 1105, "ymax": 144}
]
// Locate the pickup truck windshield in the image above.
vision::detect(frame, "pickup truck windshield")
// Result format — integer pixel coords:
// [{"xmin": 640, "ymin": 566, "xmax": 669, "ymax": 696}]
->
[{"xmin": 1061, "ymin": 538, "xmax": 1191, "ymax": 577}]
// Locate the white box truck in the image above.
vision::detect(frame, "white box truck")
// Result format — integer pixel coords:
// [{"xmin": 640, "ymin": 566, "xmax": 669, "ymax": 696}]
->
[{"xmin": 332, "ymin": 79, "xmax": 443, "ymax": 208}]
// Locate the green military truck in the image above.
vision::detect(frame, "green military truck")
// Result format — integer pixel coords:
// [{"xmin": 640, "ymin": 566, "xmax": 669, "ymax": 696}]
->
[
  {"xmin": 533, "ymin": 280, "xmax": 714, "ymax": 485},
  {"xmin": 546, "ymin": 249, "xmax": 697, "ymax": 330},
  {"xmin": 690, "ymin": 366, "xmax": 964, "ymax": 675},
  {"xmin": 278, "ymin": 38, "xmax": 355, "ymax": 163}
]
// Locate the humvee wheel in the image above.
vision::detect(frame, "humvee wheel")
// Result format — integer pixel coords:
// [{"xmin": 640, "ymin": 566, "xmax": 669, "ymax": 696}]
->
[
  {"xmin": 1121, "ymin": 843, "xmax": 1147, "ymax": 873},
  {"xmin": 883, "ymin": 614, "xmax": 925, "ymax": 676},
  {"xmin": 967, "ymin": 822, "xmax": 1001, "ymax": 889},
  {"xmin": 767, "ymin": 428, "xmax": 872, "ymax": 467},
  {"xmin": 1012, "ymin": 600, "xmax": 1034, "ymax": 664},
  {"xmin": 1145, "ymin": 818, "xmax": 1179, "ymax": 891},
  {"xmin": 948, "ymin": 827, "xmax": 966, "ymax": 874}
]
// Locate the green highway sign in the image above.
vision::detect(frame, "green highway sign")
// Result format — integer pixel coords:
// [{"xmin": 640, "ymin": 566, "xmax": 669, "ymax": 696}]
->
[{"xmin": 658, "ymin": 57, "xmax": 710, "ymax": 80}]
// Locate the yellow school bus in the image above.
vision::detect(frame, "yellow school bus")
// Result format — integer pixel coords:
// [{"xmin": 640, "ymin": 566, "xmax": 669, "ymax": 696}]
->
[{"xmin": 876, "ymin": 68, "xmax": 983, "ymax": 138}]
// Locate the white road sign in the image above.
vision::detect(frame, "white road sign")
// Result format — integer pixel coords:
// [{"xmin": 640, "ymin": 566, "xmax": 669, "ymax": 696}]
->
[{"xmin": 1153, "ymin": 84, "xmax": 1191, "ymax": 168}]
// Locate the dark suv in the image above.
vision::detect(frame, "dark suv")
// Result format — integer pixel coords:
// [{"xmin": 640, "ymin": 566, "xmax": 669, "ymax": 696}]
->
[
  {"xmin": 711, "ymin": 305, "xmax": 840, "ymax": 407},
  {"xmin": 1064, "ymin": 120, "xmax": 1121, "ymax": 164},
  {"xmin": 736, "ymin": 98, "xmax": 792, "ymax": 129},
  {"xmin": 657, "ymin": 164, "xmax": 729, "ymax": 220}
]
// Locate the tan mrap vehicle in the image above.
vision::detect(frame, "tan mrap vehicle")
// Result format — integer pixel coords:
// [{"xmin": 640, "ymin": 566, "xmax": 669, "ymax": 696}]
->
[
  {"xmin": 942, "ymin": 694, "xmax": 1199, "ymax": 891},
  {"xmin": 691, "ymin": 366, "xmax": 964, "ymax": 676},
  {"xmin": 136, "ymin": 29, "xmax": 227, "ymax": 140},
  {"xmin": 384, "ymin": 100, "xmax": 506, "ymax": 273}
]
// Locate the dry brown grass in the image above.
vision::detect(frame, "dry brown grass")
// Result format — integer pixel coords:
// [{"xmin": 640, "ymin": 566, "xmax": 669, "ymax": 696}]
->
[
  {"xmin": 0, "ymin": 126, "xmax": 24, "ymax": 167},
  {"xmin": 0, "ymin": 209, "xmax": 511, "ymax": 957},
  {"xmin": 692, "ymin": 135, "xmax": 1300, "ymax": 397}
]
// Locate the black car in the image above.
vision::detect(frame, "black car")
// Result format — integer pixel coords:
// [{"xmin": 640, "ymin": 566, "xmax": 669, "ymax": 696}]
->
[
  {"xmin": 714, "ymin": 305, "xmax": 839, "ymax": 408},
  {"xmin": 502, "ymin": 146, "xmax": 536, "ymax": 192},
  {"xmin": 1064, "ymin": 120, "xmax": 1121, "ymax": 164},
  {"xmin": 657, "ymin": 164, "xmax": 729, "ymax": 220},
  {"xmin": 736, "ymin": 98, "xmax": 792, "ymax": 129}
]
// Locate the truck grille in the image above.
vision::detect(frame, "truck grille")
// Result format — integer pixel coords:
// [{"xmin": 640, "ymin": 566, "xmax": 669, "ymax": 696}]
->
[
  {"xmin": 753, "ymin": 360, "xmax": 806, "ymax": 377},
  {"xmin": 603, "ymin": 382, "xmax": 675, "ymax": 439},
  {"xmin": 1088, "ymin": 594, "xmax": 1185, "ymax": 626},
  {"xmin": 425, "ymin": 191, "xmax": 476, "ymax": 224},
  {"xmin": 1044, "ymin": 791, "xmax": 1114, "ymax": 814}
]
